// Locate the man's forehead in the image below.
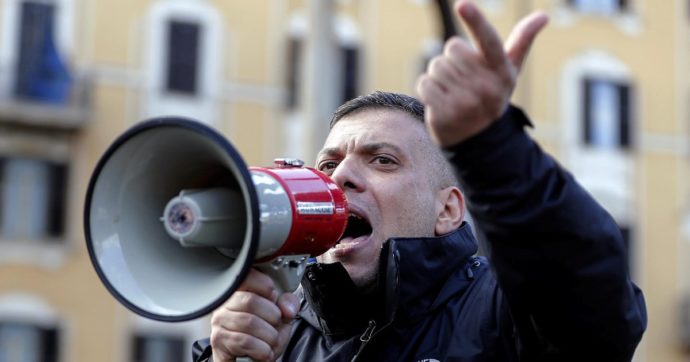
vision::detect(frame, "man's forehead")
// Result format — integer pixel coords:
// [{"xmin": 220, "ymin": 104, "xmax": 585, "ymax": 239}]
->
[{"xmin": 325, "ymin": 109, "xmax": 427, "ymax": 145}]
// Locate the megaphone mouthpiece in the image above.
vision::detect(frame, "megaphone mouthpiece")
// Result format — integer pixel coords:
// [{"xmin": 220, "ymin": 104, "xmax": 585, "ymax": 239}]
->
[{"xmin": 161, "ymin": 188, "xmax": 246, "ymax": 248}]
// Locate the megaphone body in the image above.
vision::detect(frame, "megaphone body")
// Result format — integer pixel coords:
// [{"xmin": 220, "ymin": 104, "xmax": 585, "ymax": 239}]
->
[{"xmin": 84, "ymin": 117, "xmax": 348, "ymax": 322}]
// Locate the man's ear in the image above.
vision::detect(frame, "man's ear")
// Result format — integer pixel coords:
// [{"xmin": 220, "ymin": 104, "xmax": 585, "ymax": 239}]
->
[{"xmin": 435, "ymin": 186, "xmax": 465, "ymax": 235}]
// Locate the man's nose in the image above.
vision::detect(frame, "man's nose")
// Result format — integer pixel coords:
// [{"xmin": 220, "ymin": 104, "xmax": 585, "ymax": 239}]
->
[{"xmin": 330, "ymin": 158, "xmax": 363, "ymax": 192}]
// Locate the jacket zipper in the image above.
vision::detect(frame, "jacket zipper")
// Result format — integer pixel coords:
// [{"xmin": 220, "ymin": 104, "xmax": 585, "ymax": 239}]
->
[{"xmin": 350, "ymin": 320, "xmax": 377, "ymax": 362}]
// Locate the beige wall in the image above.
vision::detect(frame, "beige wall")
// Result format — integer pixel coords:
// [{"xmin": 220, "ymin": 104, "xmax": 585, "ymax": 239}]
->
[{"xmin": 0, "ymin": 1, "xmax": 687, "ymax": 361}]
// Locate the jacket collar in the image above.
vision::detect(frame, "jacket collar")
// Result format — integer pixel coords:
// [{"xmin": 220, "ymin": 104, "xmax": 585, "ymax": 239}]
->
[
  {"xmin": 298, "ymin": 223, "xmax": 479, "ymax": 337},
  {"xmin": 385, "ymin": 222, "xmax": 478, "ymax": 324}
]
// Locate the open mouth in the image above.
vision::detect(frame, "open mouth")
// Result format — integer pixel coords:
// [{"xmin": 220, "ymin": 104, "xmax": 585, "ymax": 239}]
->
[{"xmin": 339, "ymin": 212, "xmax": 373, "ymax": 244}]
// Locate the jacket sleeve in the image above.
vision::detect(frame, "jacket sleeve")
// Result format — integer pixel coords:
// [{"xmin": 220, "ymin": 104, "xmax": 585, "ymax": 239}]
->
[{"xmin": 444, "ymin": 105, "xmax": 647, "ymax": 361}]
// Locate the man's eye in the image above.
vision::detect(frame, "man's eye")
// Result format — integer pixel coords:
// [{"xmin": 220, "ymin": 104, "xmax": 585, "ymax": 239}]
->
[
  {"xmin": 372, "ymin": 156, "xmax": 396, "ymax": 165},
  {"xmin": 319, "ymin": 161, "xmax": 339, "ymax": 172}
]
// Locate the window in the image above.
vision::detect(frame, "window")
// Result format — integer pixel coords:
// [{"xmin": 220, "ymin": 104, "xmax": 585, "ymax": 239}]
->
[
  {"xmin": 582, "ymin": 78, "xmax": 632, "ymax": 149},
  {"xmin": 567, "ymin": 0, "xmax": 629, "ymax": 15},
  {"xmin": 133, "ymin": 334, "xmax": 185, "ymax": 362},
  {"xmin": 14, "ymin": 0, "xmax": 71, "ymax": 103},
  {"xmin": 0, "ymin": 321, "xmax": 59, "ymax": 362},
  {"xmin": 286, "ymin": 37, "xmax": 302, "ymax": 110},
  {"xmin": 143, "ymin": 1, "xmax": 221, "ymax": 124},
  {"xmin": 284, "ymin": 13, "xmax": 360, "ymax": 112},
  {"xmin": 285, "ymin": 40, "xmax": 359, "ymax": 109},
  {"xmin": 0, "ymin": 157, "xmax": 68, "ymax": 241},
  {"xmin": 165, "ymin": 20, "xmax": 201, "ymax": 95},
  {"xmin": 340, "ymin": 45, "xmax": 359, "ymax": 104}
]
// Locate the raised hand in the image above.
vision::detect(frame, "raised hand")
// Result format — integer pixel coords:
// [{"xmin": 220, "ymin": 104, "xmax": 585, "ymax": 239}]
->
[
  {"xmin": 209, "ymin": 269, "xmax": 299, "ymax": 362},
  {"xmin": 417, "ymin": 0, "xmax": 549, "ymax": 147}
]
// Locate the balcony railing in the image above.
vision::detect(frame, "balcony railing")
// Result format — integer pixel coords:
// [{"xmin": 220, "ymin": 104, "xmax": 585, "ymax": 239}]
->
[{"xmin": 0, "ymin": 69, "xmax": 93, "ymax": 131}]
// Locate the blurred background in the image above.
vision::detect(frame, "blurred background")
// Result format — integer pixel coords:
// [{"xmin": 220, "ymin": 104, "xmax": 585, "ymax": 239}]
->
[{"xmin": 0, "ymin": 0, "xmax": 686, "ymax": 361}]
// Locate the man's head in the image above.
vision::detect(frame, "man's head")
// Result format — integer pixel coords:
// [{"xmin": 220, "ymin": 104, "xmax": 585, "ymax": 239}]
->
[{"xmin": 315, "ymin": 91, "xmax": 465, "ymax": 291}]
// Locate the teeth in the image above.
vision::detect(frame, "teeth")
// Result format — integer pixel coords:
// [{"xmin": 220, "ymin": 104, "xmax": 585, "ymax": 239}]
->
[{"xmin": 349, "ymin": 212, "xmax": 363, "ymax": 220}]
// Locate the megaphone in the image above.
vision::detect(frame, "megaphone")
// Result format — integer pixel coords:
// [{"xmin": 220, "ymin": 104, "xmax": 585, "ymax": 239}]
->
[{"xmin": 84, "ymin": 117, "xmax": 348, "ymax": 322}]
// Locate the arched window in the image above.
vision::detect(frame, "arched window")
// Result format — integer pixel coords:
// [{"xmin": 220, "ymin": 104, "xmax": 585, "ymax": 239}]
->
[{"xmin": 143, "ymin": 0, "xmax": 222, "ymax": 124}]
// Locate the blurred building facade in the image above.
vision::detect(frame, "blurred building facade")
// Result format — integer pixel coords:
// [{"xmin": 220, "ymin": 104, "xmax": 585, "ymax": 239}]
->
[{"xmin": 0, "ymin": 0, "xmax": 686, "ymax": 361}]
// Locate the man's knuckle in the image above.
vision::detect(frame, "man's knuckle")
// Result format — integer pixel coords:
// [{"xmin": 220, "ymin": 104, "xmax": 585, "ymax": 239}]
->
[
  {"xmin": 232, "ymin": 332, "xmax": 253, "ymax": 350},
  {"xmin": 427, "ymin": 56, "xmax": 442, "ymax": 73},
  {"xmin": 445, "ymin": 38, "xmax": 465, "ymax": 57},
  {"xmin": 211, "ymin": 313, "xmax": 222, "ymax": 327},
  {"xmin": 417, "ymin": 76, "xmax": 434, "ymax": 97},
  {"xmin": 238, "ymin": 292, "xmax": 257, "ymax": 309},
  {"xmin": 209, "ymin": 329, "xmax": 226, "ymax": 348}
]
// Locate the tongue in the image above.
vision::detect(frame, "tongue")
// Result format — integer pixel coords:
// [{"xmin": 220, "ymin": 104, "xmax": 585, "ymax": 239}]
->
[{"xmin": 337, "ymin": 234, "xmax": 368, "ymax": 246}]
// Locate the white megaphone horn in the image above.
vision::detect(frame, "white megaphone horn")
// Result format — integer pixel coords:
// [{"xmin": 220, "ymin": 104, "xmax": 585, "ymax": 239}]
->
[{"xmin": 84, "ymin": 117, "xmax": 348, "ymax": 322}]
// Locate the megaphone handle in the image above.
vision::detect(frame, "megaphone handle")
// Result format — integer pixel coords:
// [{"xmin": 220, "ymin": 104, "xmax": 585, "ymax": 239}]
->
[
  {"xmin": 254, "ymin": 254, "xmax": 310, "ymax": 294},
  {"xmin": 232, "ymin": 255, "xmax": 310, "ymax": 362}
]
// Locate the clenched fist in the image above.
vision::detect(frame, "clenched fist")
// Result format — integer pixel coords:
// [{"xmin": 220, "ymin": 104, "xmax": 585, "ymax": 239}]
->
[{"xmin": 209, "ymin": 269, "xmax": 300, "ymax": 362}]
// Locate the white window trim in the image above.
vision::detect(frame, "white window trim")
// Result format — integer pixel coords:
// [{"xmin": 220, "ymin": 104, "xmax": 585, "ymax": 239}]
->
[
  {"xmin": 560, "ymin": 50, "xmax": 632, "ymax": 148},
  {"xmin": 0, "ymin": 293, "xmax": 59, "ymax": 328},
  {"xmin": 0, "ymin": 0, "xmax": 75, "ymax": 99},
  {"xmin": 553, "ymin": 0, "xmax": 642, "ymax": 36},
  {"xmin": 143, "ymin": 0, "xmax": 223, "ymax": 125},
  {"xmin": 128, "ymin": 315, "xmax": 209, "ymax": 361},
  {"xmin": 286, "ymin": 11, "xmax": 362, "ymax": 74},
  {"xmin": 0, "ymin": 132, "xmax": 73, "ymax": 269},
  {"xmin": 560, "ymin": 49, "xmax": 635, "ymax": 224},
  {"xmin": 0, "ymin": 293, "xmax": 66, "ymax": 362}
]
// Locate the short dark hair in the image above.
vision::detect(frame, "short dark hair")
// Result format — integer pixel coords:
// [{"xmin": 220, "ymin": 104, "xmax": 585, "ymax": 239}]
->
[
  {"xmin": 330, "ymin": 91, "xmax": 425, "ymax": 129},
  {"xmin": 328, "ymin": 91, "xmax": 458, "ymax": 189}
]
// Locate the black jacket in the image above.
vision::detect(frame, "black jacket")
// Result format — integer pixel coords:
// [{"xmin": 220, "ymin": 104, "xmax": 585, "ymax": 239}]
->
[{"xmin": 193, "ymin": 106, "xmax": 646, "ymax": 361}]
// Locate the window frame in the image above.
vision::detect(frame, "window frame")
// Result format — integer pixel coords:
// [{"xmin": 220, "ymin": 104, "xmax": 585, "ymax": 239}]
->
[
  {"xmin": 0, "ymin": 0, "xmax": 74, "ymax": 100},
  {"xmin": 0, "ymin": 294, "xmax": 63, "ymax": 362},
  {"xmin": 582, "ymin": 77, "xmax": 633, "ymax": 150},
  {"xmin": 143, "ymin": 0, "xmax": 222, "ymax": 125},
  {"xmin": 283, "ymin": 12, "xmax": 361, "ymax": 112},
  {"xmin": 0, "ymin": 156, "xmax": 69, "ymax": 241},
  {"xmin": 0, "ymin": 131, "xmax": 73, "ymax": 267},
  {"xmin": 566, "ymin": 0, "xmax": 631, "ymax": 15},
  {"xmin": 131, "ymin": 332, "xmax": 186, "ymax": 362},
  {"xmin": 0, "ymin": 320, "xmax": 60, "ymax": 362},
  {"xmin": 129, "ymin": 316, "xmax": 208, "ymax": 362}
]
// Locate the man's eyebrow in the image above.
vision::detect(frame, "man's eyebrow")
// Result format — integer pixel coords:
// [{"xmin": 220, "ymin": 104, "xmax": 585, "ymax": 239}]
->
[
  {"xmin": 360, "ymin": 142, "xmax": 404, "ymax": 155},
  {"xmin": 316, "ymin": 142, "xmax": 405, "ymax": 160},
  {"xmin": 316, "ymin": 147, "xmax": 341, "ymax": 160}
]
